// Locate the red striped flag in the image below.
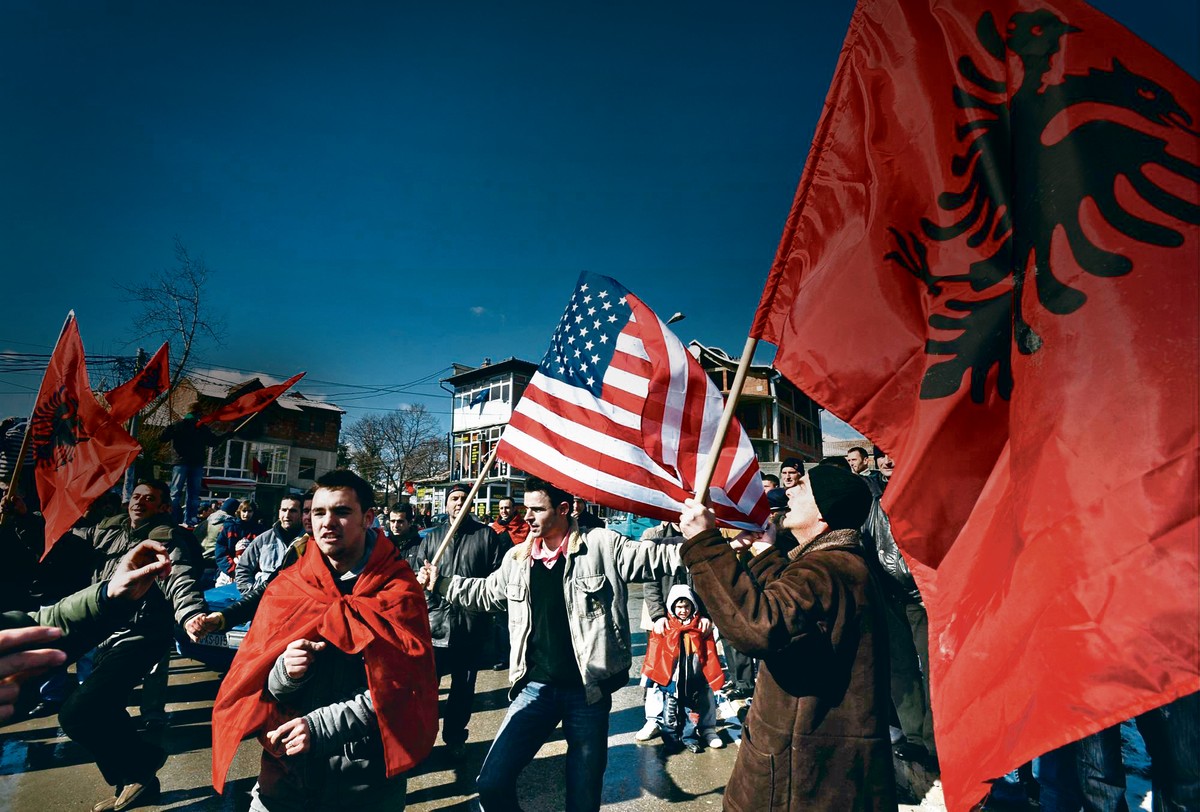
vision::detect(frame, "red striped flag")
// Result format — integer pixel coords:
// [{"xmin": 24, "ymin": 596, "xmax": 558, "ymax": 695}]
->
[{"xmin": 497, "ymin": 272, "xmax": 769, "ymax": 531}]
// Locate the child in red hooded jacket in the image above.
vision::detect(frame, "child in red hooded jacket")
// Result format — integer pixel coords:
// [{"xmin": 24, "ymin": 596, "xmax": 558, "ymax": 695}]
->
[{"xmin": 639, "ymin": 584, "xmax": 725, "ymax": 752}]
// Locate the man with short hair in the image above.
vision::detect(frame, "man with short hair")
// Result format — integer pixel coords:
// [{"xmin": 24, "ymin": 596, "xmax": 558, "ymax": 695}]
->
[
  {"xmin": 57, "ymin": 478, "xmax": 208, "ymax": 812},
  {"xmin": 158, "ymin": 413, "xmax": 221, "ymax": 527},
  {"xmin": 761, "ymin": 473, "xmax": 780, "ymax": 490},
  {"xmin": 419, "ymin": 476, "xmax": 682, "ymax": 812},
  {"xmin": 386, "ymin": 503, "xmax": 424, "ymax": 572},
  {"xmin": 414, "ymin": 483, "xmax": 507, "ymax": 757},
  {"xmin": 211, "ymin": 470, "xmax": 437, "ymax": 812},
  {"xmin": 680, "ymin": 465, "xmax": 896, "ymax": 811},
  {"xmin": 490, "ymin": 496, "xmax": 530, "ymax": 545},
  {"xmin": 235, "ymin": 496, "xmax": 305, "ymax": 595},
  {"xmin": 846, "ymin": 446, "xmax": 871, "ymax": 474},
  {"xmin": 779, "ymin": 457, "xmax": 804, "ymax": 489}
]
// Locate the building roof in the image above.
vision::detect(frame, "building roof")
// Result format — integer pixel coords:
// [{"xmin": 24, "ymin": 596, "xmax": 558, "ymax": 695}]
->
[
  {"xmin": 442, "ymin": 357, "xmax": 538, "ymax": 388},
  {"xmin": 686, "ymin": 340, "xmax": 776, "ymax": 375}
]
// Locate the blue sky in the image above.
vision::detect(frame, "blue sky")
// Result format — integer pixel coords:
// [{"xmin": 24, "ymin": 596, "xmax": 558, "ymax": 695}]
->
[{"xmin": 1, "ymin": 0, "xmax": 1194, "ymax": 441}]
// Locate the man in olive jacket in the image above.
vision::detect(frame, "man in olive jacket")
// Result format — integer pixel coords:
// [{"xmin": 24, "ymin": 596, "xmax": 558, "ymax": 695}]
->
[
  {"xmin": 679, "ymin": 464, "xmax": 897, "ymax": 812},
  {"xmin": 61, "ymin": 478, "xmax": 208, "ymax": 812}
]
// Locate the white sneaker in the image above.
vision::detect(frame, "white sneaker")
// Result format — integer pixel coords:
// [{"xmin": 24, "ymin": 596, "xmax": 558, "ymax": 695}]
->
[
  {"xmin": 706, "ymin": 734, "xmax": 724, "ymax": 749},
  {"xmin": 635, "ymin": 721, "xmax": 661, "ymax": 742}
]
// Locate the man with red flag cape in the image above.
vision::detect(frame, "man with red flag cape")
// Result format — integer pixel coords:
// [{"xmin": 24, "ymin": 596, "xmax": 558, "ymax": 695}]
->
[{"xmin": 211, "ymin": 470, "xmax": 437, "ymax": 811}]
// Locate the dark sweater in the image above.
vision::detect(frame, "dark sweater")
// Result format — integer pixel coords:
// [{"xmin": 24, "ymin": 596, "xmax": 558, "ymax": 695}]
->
[{"xmin": 523, "ymin": 558, "xmax": 581, "ymax": 688}]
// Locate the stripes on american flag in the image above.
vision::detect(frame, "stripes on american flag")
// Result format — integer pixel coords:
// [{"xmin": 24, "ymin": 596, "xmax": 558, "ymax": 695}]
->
[{"xmin": 497, "ymin": 272, "xmax": 769, "ymax": 531}]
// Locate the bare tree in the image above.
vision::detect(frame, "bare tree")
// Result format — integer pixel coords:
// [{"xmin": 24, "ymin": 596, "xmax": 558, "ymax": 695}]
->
[
  {"xmin": 121, "ymin": 236, "xmax": 225, "ymax": 420},
  {"xmin": 344, "ymin": 405, "xmax": 447, "ymax": 505}
]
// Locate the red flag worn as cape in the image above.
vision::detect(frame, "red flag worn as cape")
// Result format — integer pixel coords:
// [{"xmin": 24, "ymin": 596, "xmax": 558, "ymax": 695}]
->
[
  {"xmin": 103, "ymin": 341, "xmax": 170, "ymax": 424},
  {"xmin": 211, "ymin": 532, "xmax": 438, "ymax": 793},
  {"xmin": 752, "ymin": 1, "xmax": 1198, "ymax": 808},
  {"xmin": 32, "ymin": 314, "xmax": 141, "ymax": 557},
  {"xmin": 198, "ymin": 372, "xmax": 305, "ymax": 426}
]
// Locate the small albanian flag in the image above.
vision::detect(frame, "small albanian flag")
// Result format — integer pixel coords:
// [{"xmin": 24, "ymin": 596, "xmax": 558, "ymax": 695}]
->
[
  {"xmin": 104, "ymin": 341, "xmax": 170, "ymax": 424},
  {"xmin": 198, "ymin": 372, "xmax": 305, "ymax": 426},
  {"xmin": 32, "ymin": 313, "xmax": 141, "ymax": 557}
]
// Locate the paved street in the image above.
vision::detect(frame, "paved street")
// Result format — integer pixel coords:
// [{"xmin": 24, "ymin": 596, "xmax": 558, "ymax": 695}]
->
[{"xmin": 0, "ymin": 584, "xmax": 943, "ymax": 811}]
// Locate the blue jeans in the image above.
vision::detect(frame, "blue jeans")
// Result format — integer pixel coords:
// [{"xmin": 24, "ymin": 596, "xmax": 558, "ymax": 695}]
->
[
  {"xmin": 1079, "ymin": 693, "xmax": 1200, "ymax": 812},
  {"xmin": 476, "ymin": 681, "xmax": 610, "ymax": 812},
  {"xmin": 1034, "ymin": 743, "xmax": 1084, "ymax": 812},
  {"xmin": 170, "ymin": 464, "xmax": 204, "ymax": 525}
]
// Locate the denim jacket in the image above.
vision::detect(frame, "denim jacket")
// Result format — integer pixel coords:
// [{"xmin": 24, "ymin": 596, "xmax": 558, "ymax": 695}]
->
[{"xmin": 438, "ymin": 523, "xmax": 681, "ymax": 704}]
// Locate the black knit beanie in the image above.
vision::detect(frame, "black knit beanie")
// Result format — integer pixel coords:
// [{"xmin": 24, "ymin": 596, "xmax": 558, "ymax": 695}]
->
[{"xmin": 806, "ymin": 464, "xmax": 872, "ymax": 531}]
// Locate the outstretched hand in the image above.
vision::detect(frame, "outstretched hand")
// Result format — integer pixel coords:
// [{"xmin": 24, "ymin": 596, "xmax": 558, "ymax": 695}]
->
[
  {"xmin": 184, "ymin": 612, "xmax": 224, "ymax": 642},
  {"xmin": 106, "ymin": 540, "xmax": 173, "ymax": 602},
  {"xmin": 0, "ymin": 626, "xmax": 67, "ymax": 723}
]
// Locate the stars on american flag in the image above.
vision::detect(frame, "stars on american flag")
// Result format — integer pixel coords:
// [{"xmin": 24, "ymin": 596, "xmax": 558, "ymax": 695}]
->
[{"xmin": 538, "ymin": 273, "xmax": 633, "ymax": 396}]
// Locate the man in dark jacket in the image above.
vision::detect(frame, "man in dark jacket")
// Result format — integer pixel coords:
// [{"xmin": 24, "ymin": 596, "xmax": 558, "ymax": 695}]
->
[
  {"xmin": 158, "ymin": 412, "xmax": 221, "ymax": 526},
  {"xmin": 680, "ymin": 464, "xmax": 897, "ymax": 811},
  {"xmin": 59, "ymin": 477, "xmax": 208, "ymax": 812},
  {"xmin": 414, "ymin": 483, "xmax": 506, "ymax": 756},
  {"xmin": 386, "ymin": 503, "xmax": 425, "ymax": 573},
  {"xmin": 860, "ymin": 449, "xmax": 937, "ymax": 767}
]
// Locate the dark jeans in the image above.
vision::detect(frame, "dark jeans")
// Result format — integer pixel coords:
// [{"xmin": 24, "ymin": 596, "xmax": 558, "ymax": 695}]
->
[
  {"xmin": 886, "ymin": 598, "xmax": 935, "ymax": 755},
  {"xmin": 170, "ymin": 463, "xmax": 204, "ymax": 526},
  {"xmin": 435, "ymin": 645, "xmax": 479, "ymax": 747},
  {"xmin": 476, "ymin": 681, "xmax": 610, "ymax": 812},
  {"xmin": 1078, "ymin": 692, "xmax": 1199, "ymax": 812},
  {"xmin": 59, "ymin": 633, "xmax": 168, "ymax": 787},
  {"xmin": 723, "ymin": 641, "xmax": 756, "ymax": 692}
]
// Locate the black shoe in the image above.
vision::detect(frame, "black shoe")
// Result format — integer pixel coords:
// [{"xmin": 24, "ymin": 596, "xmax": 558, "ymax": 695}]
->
[
  {"xmin": 113, "ymin": 777, "xmax": 159, "ymax": 811},
  {"xmin": 661, "ymin": 736, "xmax": 684, "ymax": 754},
  {"xmin": 684, "ymin": 741, "xmax": 703, "ymax": 754},
  {"xmin": 893, "ymin": 741, "xmax": 930, "ymax": 764},
  {"xmin": 445, "ymin": 741, "xmax": 467, "ymax": 761}
]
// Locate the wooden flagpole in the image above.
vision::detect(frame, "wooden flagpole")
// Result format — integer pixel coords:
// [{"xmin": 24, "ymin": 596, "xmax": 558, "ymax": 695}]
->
[
  {"xmin": 691, "ymin": 334, "xmax": 762, "ymax": 507},
  {"xmin": 427, "ymin": 443, "xmax": 501, "ymax": 571}
]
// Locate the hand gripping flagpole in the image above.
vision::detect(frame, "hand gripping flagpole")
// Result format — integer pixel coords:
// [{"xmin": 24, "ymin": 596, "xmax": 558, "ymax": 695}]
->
[
  {"xmin": 692, "ymin": 334, "xmax": 761, "ymax": 508},
  {"xmin": 427, "ymin": 443, "xmax": 501, "ymax": 572}
]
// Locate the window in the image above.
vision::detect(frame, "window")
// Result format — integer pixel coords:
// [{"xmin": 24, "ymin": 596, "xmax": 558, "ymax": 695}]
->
[
  {"xmin": 298, "ymin": 456, "xmax": 317, "ymax": 480},
  {"xmin": 207, "ymin": 440, "xmax": 249, "ymax": 478},
  {"xmin": 451, "ymin": 425, "xmax": 506, "ymax": 480},
  {"xmin": 252, "ymin": 444, "xmax": 290, "ymax": 485}
]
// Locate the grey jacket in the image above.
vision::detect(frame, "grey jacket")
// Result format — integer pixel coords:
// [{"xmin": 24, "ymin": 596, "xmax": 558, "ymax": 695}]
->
[
  {"xmin": 437, "ymin": 523, "xmax": 681, "ymax": 704},
  {"xmin": 235, "ymin": 523, "xmax": 299, "ymax": 595}
]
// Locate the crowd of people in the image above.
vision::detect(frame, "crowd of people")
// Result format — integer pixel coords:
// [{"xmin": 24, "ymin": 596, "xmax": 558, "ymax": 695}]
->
[{"xmin": 1, "ymin": 442, "xmax": 1195, "ymax": 812}]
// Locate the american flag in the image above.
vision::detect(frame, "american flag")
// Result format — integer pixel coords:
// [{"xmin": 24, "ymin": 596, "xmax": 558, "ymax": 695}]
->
[{"xmin": 497, "ymin": 272, "xmax": 769, "ymax": 531}]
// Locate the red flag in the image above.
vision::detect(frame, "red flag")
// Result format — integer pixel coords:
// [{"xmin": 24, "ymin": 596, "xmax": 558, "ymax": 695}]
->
[
  {"xmin": 103, "ymin": 342, "xmax": 170, "ymax": 424},
  {"xmin": 497, "ymin": 272, "xmax": 769, "ymax": 531},
  {"xmin": 753, "ymin": 1, "xmax": 1198, "ymax": 808},
  {"xmin": 31, "ymin": 314, "xmax": 141, "ymax": 557},
  {"xmin": 404, "ymin": 481, "xmax": 416, "ymax": 495},
  {"xmin": 197, "ymin": 372, "xmax": 305, "ymax": 426}
]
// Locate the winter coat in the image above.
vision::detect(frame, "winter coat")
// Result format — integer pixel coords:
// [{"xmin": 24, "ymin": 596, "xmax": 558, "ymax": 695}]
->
[
  {"xmin": 642, "ymin": 585, "xmax": 724, "ymax": 693},
  {"xmin": 235, "ymin": 523, "xmax": 300, "ymax": 595},
  {"xmin": 438, "ymin": 523, "xmax": 682, "ymax": 705},
  {"xmin": 491, "ymin": 516, "xmax": 531, "ymax": 546},
  {"xmin": 682, "ymin": 527, "xmax": 897, "ymax": 812},
  {"xmin": 215, "ymin": 517, "xmax": 259, "ymax": 577},
  {"xmin": 414, "ymin": 515, "xmax": 505, "ymax": 651}
]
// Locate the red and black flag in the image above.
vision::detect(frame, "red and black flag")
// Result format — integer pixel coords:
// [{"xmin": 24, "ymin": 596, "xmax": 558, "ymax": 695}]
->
[
  {"xmin": 103, "ymin": 341, "xmax": 170, "ymax": 424},
  {"xmin": 32, "ymin": 313, "xmax": 141, "ymax": 557},
  {"xmin": 198, "ymin": 372, "xmax": 306, "ymax": 426},
  {"xmin": 753, "ymin": 0, "xmax": 1198, "ymax": 808}
]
